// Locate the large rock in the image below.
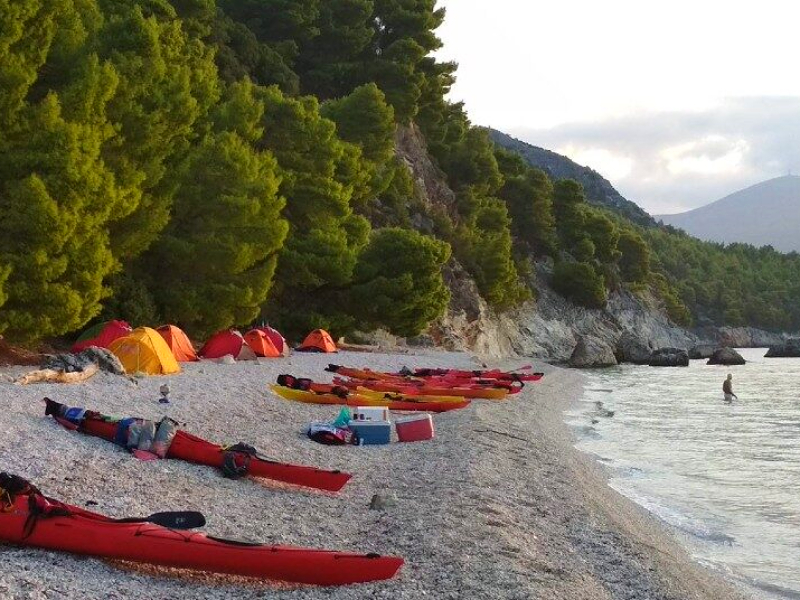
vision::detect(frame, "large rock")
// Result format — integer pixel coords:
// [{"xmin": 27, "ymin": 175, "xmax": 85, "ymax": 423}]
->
[
  {"xmin": 707, "ymin": 347, "xmax": 746, "ymax": 365},
  {"xmin": 616, "ymin": 332, "xmax": 653, "ymax": 364},
  {"xmin": 694, "ymin": 326, "xmax": 786, "ymax": 348},
  {"xmin": 689, "ymin": 344, "xmax": 716, "ymax": 359},
  {"xmin": 648, "ymin": 347, "xmax": 689, "ymax": 367},
  {"xmin": 569, "ymin": 337, "xmax": 618, "ymax": 368},
  {"xmin": 765, "ymin": 338, "xmax": 800, "ymax": 358},
  {"xmin": 41, "ymin": 347, "xmax": 126, "ymax": 376}
]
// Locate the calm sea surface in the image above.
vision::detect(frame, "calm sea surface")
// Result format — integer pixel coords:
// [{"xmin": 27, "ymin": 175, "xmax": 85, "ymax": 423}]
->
[{"xmin": 566, "ymin": 348, "xmax": 800, "ymax": 599}]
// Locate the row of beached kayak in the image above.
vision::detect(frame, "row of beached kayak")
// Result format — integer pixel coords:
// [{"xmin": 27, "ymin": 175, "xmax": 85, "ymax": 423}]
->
[
  {"xmin": 0, "ymin": 364, "xmax": 541, "ymax": 587},
  {"xmin": 270, "ymin": 364, "xmax": 544, "ymax": 409}
]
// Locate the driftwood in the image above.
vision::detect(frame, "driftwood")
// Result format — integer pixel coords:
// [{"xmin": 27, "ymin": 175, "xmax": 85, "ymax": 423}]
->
[{"xmin": 15, "ymin": 364, "xmax": 99, "ymax": 385}]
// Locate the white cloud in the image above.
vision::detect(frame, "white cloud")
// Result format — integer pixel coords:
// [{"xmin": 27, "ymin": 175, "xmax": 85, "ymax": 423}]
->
[
  {"xmin": 661, "ymin": 136, "xmax": 749, "ymax": 176},
  {"xmin": 557, "ymin": 145, "xmax": 634, "ymax": 180},
  {"xmin": 505, "ymin": 98, "xmax": 800, "ymax": 214}
]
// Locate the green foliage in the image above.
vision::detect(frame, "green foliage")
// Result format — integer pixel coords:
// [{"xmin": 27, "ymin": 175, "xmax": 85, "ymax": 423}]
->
[
  {"xmin": 349, "ymin": 228, "xmax": 451, "ymax": 336},
  {"xmin": 649, "ymin": 272, "xmax": 692, "ymax": 326},
  {"xmin": 297, "ymin": 0, "xmax": 374, "ymax": 98},
  {"xmin": 255, "ymin": 86, "xmax": 372, "ymax": 335},
  {"xmin": 551, "ymin": 262, "xmax": 607, "ymax": 309},
  {"xmin": 618, "ymin": 229, "xmax": 650, "ymax": 283},
  {"xmin": 100, "ymin": 273, "xmax": 160, "ymax": 327},
  {"xmin": 322, "ymin": 84, "xmax": 395, "ymax": 165},
  {"xmin": 440, "ymin": 128, "xmax": 502, "ymax": 195},
  {"xmin": 321, "ymin": 83, "xmax": 396, "ymax": 201},
  {"xmin": 552, "ymin": 179, "xmax": 588, "ymax": 250},
  {"xmin": 645, "ymin": 227, "xmax": 800, "ymax": 329},
  {"xmin": 0, "ymin": 54, "xmax": 121, "ymax": 340},
  {"xmin": 583, "ymin": 209, "xmax": 621, "ymax": 263},
  {"xmin": 141, "ymin": 124, "xmax": 287, "ymax": 338},
  {"xmin": 453, "ymin": 194, "xmax": 530, "ymax": 309},
  {"xmin": 97, "ymin": 2, "xmax": 221, "ymax": 261},
  {"xmin": 495, "ymin": 149, "xmax": 557, "ymax": 255}
]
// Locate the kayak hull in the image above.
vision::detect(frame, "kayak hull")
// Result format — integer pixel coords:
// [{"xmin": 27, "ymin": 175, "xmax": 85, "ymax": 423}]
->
[
  {"xmin": 343, "ymin": 380, "xmax": 508, "ymax": 400},
  {"xmin": 0, "ymin": 496, "xmax": 402, "ymax": 585},
  {"xmin": 271, "ymin": 385, "xmax": 469, "ymax": 413},
  {"xmin": 76, "ymin": 417, "xmax": 351, "ymax": 492}
]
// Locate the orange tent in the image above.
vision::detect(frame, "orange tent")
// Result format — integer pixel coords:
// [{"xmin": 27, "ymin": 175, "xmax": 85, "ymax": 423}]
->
[
  {"xmin": 157, "ymin": 325, "xmax": 198, "ymax": 362},
  {"xmin": 256, "ymin": 325, "xmax": 290, "ymax": 356},
  {"xmin": 244, "ymin": 329, "xmax": 281, "ymax": 358},
  {"xmin": 297, "ymin": 329, "xmax": 337, "ymax": 353}
]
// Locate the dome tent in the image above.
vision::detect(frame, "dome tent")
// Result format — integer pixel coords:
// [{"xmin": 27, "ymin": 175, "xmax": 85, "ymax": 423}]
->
[
  {"xmin": 157, "ymin": 325, "xmax": 198, "ymax": 362},
  {"xmin": 199, "ymin": 330, "xmax": 257, "ymax": 360},
  {"xmin": 109, "ymin": 327, "xmax": 181, "ymax": 375},
  {"xmin": 244, "ymin": 329, "xmax": 281, "ymax": 358},
  {"xmin": 296, "ymin": 329, "xmax": 337, "ymax": 353},
  {"xmin": 72, "ymin": 320, "xmax": 132, "ymax": 353},
  {"xmin": 255, "ymin": 325, "xmax": 290, "ymax": 356}
]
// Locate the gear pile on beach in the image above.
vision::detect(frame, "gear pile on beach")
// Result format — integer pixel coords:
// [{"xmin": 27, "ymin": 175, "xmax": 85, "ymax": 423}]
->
[{"xmin": 0, "ymin": 346, "xmax": 542, "ymax": 588}]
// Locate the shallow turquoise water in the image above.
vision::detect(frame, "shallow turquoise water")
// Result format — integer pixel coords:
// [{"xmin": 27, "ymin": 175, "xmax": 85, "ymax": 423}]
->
[{"xmin": 567, "ymin": 348, "xmax": 800, "ymax": 599}]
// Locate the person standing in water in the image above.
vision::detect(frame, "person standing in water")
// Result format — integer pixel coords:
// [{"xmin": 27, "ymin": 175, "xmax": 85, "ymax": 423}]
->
[{"xmin": 723, "ymin": 374, "xmax": 738, "ymax": 402}]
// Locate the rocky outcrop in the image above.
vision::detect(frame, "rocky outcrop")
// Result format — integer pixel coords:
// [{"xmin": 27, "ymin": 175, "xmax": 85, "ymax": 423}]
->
[
  {"xmin": 395, "ymin": 124, "xmax": 457, "ymax": 220},
  {"xmin": 706, "ymin": 347, "xmax": 746, "ymax": 365},
  {"xmin": 694, "ymin": 326, "xmax": 787, "ymax": 348},
  {"xmin": 41, "ymin": 347, "xmax": 126, "ymax": 376},
  {"xmin": 689, "ymin": 344, "xmax": 715, "ymax": 359},
  {"xmin": 616, "ymin": 332, "xmax": 653, "ymax": 364},
  {"xmin": 569, "ymin": 337, "xmax": 618, "ymax": 368},
  {"xmin": 765, "ymin": 338, "xmax": 800, "ymax": 357},
  {"xmin": 648, "ymin": 348, "xmax": 689, "ymax": 367}
]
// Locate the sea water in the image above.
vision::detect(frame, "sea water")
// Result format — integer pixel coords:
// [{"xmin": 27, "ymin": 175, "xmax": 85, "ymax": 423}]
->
[{"xmin": 566, "ymin": 348, "xmax": 800, "ymax": 599}]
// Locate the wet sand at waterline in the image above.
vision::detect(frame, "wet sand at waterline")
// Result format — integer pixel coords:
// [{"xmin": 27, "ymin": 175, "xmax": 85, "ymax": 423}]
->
[{"xmin": 0, "ymin": 350, "xmax": 748, "ymax": 599}]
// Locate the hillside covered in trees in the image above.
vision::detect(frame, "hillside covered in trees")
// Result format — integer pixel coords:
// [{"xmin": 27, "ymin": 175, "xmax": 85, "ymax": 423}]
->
[{"xmin": 1, "ymin": 0, "xmax": 799, "ymax": 346}]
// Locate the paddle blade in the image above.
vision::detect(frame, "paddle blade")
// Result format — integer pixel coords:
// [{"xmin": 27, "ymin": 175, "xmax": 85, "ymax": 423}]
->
[{"xmin": 117, "ymin": 511, "xmax": 206, "ymax": 529}]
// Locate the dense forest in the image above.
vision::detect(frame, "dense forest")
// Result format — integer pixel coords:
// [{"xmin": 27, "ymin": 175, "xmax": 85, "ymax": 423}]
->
[{"xmin": 1, "ymin": 0, "xmax": 798, "ymax": 345}]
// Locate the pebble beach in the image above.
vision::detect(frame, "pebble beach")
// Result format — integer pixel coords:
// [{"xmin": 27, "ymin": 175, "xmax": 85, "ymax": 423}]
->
[{"xmin": 0, "ymin": 350, "xmax": 749, "ymax": 599}]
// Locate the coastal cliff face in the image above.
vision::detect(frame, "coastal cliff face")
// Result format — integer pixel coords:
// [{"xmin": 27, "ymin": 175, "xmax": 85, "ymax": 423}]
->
[
  {"xmin": 429, "ymin": 263, "xmax": 696, "ymax": 361},
  {"xmin": 395, "ymin": 124, "xmax": 696, "ymax": 361}
]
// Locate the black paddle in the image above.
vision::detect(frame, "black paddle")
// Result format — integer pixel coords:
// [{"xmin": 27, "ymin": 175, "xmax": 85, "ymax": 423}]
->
[{"xmin": 114, "ymin": 511, "xmax": 206, "ymax": 529}]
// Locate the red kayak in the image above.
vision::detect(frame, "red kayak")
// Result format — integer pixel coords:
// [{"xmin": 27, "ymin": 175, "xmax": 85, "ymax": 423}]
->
[
  {"xmin": 45, "ymin": 399, "xmax": 351, "ymax": 492},
  {"xmin": 0, "ymin": 473, "xmax": 403, "ymax": 585},
  {"xmin": 399, "ymin": 367, "xmax": 544, "ymax": 382}
]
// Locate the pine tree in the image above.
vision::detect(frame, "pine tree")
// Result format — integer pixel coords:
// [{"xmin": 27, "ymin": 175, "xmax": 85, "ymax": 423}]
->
[{"xmin": 349, "ymin": 228, "xmax": 451, "ymax": 336}]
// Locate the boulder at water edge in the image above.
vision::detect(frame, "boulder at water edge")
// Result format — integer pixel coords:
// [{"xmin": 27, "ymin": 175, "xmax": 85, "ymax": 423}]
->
[
  {"xmin": 765, "ymin": 338, "xmax": 800, "ymax": 357},
  {"xmin": 648, "ymin": 347, "xmax": 689, "ymax": 367},
  {"xmin": 569, "ymin": 337, "xmax": 618, "ymax": 368},
  {"xmin": 616, "ymin": 331, "xmax": 653, "ymax": 364},
  {"xmin": 707, "ymin": 347, "xmax": 746, "ymax": 365},
  {"xmin": 689, "ymin": 344, "xmax": 716, "ymax": 359}
]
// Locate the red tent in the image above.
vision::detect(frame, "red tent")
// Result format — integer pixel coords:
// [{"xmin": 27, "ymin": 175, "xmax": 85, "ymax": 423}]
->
[
  {"xmin": 72, "ymin": 320, "xmax": 132, "ymax": 353},
  {"xmin": 255, "ymin": 326, "xmax": 290, "ymax": 356},
  {"xmin": 199, "ymin": 330, "xmax": 256, "ymax": 360},
  {"xmin": 244, "ymin": 329, "xmax": 281, "ymax": 358}
]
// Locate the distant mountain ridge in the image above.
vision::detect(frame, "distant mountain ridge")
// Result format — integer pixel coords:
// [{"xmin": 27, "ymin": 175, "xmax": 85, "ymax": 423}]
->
[
  {"xmin": 489, "ymin": 129, "xmax": 656, "ymax": 226},
  {"xmin": 656, "ymin": 175, "xmax": 800, "ymax": 253}
]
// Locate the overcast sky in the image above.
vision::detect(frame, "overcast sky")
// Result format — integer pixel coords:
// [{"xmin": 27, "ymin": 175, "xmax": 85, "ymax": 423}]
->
[{"xmin": 435, "ymin": 0, "xmax": 800, "ymax": 214}]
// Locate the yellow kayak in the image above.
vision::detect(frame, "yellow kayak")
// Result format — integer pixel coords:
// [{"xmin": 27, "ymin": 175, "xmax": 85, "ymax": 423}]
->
[
  {"xmin": 269, "ymin": 385, "xmax": 470, "ymax": 413},
  {"xmin": 354, "ymin": 387, "xmax": 467, "ymax": 404}
]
